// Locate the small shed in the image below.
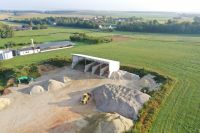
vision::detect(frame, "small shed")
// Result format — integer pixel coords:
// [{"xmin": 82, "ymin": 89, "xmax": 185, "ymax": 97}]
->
[
  {"xmin": 0, "ymin": 50, "xmax": 13, "ymax": 60},
  {"xmin": 72, "ymin": 54, "xmax": 120, "ymax": 78}
]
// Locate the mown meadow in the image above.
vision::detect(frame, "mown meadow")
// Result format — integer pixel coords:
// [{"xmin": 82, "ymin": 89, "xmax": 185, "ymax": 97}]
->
[{"xmin": 1, "ymin": 27, "xmax": 200, "ymax": 132}]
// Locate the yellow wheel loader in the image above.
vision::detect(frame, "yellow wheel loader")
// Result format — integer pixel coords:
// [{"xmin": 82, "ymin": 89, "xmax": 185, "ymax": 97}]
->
[{"xmin": 80, "ymin": 93, "xmax": 91, "ymax": 104}]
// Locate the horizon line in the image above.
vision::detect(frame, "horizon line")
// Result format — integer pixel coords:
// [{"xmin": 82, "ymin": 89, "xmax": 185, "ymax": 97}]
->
[{"xmin": 0, "ymin": 9, "xmax": 200, "ymax": 14}]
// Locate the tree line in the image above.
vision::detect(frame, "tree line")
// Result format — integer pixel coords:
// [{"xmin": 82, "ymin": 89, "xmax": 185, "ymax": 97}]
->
[
  {"xmin": 116, "ymin": 17, "xmax": 200, "ymax": 34},
  {"xmin": 13, "ymin": 17, "xmax": 99, "ymax": 29},
  {"xmin": 12, "ymin": 16, "xmax": 200, "ymax": 34}
]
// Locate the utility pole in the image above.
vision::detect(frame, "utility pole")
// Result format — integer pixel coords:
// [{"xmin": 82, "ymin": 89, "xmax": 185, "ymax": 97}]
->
[{"xmin": 31, "ymin": 39, "xmax": 35, "ymax": 48}]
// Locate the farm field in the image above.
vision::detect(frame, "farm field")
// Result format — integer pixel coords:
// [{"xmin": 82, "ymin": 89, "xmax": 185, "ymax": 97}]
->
[
  {"xmin": 0, "ymin": 20, "xmax": 22, "ymax": 26},
  {"xmin": 0, "ymin": 26, "xmax": 110, "ymax": 48},
  {"xmin": 1, "ymin": 27, "xmax": 200, "ymax": 132},
  {"xmin": 0, "ymin": 11, "xmax": 194, "ymax": 22},
  {"xmin": 1, "ymin": 26, "xmax": 200, "ymax": 49}
]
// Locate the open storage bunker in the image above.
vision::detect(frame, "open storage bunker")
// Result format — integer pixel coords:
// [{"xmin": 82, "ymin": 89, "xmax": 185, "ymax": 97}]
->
[{"xmin": 72, "ymin": 54, "xmax": 120, "ymax": 78}]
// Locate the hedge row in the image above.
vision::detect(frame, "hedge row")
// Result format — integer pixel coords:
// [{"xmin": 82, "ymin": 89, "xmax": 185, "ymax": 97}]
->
[
  {"xmin": 121, "ymin": 65, "xmax": 176, "ymax": 133},
  {"xmin": 121, "ymin": 65, "xmax": 167, "ymax": 83},
  {"xmin": 0, "ymin": 57, "xmax": 71, "ymax": 91},
  {"xmin": 0, "ymin": 68, "xmax": 15, "ymax": 91},
  {"xmin": 40, "ymin": 58, "xmax": 71, "ymax": 67},
  {"xmin": 0, "ymin": 41, "xmax": 42, "ymax": 49},
  {"xmin": 70, "ymin": 33, "xmax": 112, "ymax": 44}
]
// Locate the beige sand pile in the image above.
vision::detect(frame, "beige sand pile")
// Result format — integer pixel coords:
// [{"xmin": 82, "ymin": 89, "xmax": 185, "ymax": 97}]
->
[
  {"xmin": 63, "ymin": 76, "xmax": 71, "ymax": 83},
  {"xmin": 110, "ymin": 70, "xmax": 140, "ymax": 81},
  {"xmin": 81, "ymin": 113, "xmax": 133, "ymax": 133},
  {"xmin": 0, "ymin": 98, "xmax": 11, "ymax": 110},
  {"xmin": 51, "ymin": 76, "xmax": 71, "ymax": 83},
  {"xmin": 48, "ymin": 79, "xmax": 65, "ymax": 91},
  {"xmin": 92, "ymin": 84, "xmax": 150, "ymax": 120},
  {"xmin": 30, "ymin": 85, "xmax": 45, "ymax": 95}
]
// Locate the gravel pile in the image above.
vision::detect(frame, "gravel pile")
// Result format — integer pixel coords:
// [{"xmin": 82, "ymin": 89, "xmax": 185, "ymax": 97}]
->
[
  {"xmin": 81, "ymin": 113, "xmax": 133, "ymax": 133},
  {"xmin": 48, "ymin": 79, "xmax": 66, "ymax": 91},
  {"xmin": 0, "ymin": 98, "xmax": 11, "ymax": 111},
  {"xmin": 110, "ymin": 70, "xmax": 140, "ymax": 81},
  {"xmin": 92, "ymin": 84, "xmax": 150, "ymax": 120},
  {"xmin": 30, "ymin": 85, "xmax": 45, "ymax": 95},
  {"xmin": 110, "ymin": 70, "xmax": 161, "ymax": 92},
  {"xmin": 50, "ymin": 76, "xmax": 71, "ymax": 83},
  {"xmin": 139, "ymin": 74, "xmax": 161, "ymax": 91}
]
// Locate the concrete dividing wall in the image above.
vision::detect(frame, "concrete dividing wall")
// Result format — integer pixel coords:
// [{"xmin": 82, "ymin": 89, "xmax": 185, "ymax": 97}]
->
[
  {"xmin": 108, "ymin": 62, "xmax": 120, "ymax": 78},
  {"xmin": 72, "ymin": 54, "xmax": 120, "ymax": 78},
  {"xmin": 100, "ymin": 66, "xmax": 109, "ymax": 77},
  {"xmin": 92, "ymin": 64, "xmax": 101, "ymax": 75},
  {"xmin": 72, "ymin": 56, "xmax": 84, "ymax": 68},
  {"xmin": 84, "ymin": 62, "xmax": 96, "ymax": 72}
]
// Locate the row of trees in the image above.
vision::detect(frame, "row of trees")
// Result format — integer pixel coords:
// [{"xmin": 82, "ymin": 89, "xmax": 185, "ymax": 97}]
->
[
  {"xmin": 0, "ymin": 24, "xmax": 14, "ymax": 38},
  {"xmin": 56, "ymin": 17, "xmax": 99, "ymax": 28},
  {"xmin": 13, "ymin": 17, "xmax": 99, "ymax": 29},
  {"xmin": 32, "ymin": 24, "xmax": 48, "ymax": 30},
  {"xmin": 116, "ymin": 19, "xmax": 200, "ymax": 34},
  {"xmin": 70, "ymin": 33, "xmax": 112, "ymax": 44},
  {"xmin": 12, "ymin": 16, "xmax": 200, "ymax": 34}
]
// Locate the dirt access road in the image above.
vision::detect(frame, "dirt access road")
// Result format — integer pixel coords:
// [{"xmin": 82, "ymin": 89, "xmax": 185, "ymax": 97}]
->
[{"xmin": 0, "ymin": 67, "xmax": 117, "ymax": 133}]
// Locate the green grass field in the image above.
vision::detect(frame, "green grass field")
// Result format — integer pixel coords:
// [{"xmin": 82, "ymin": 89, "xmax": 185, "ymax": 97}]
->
[
  {"xmin": 1, "ymin": 27, "xmax": 200, "ymax": 132},
  {"xmin": 0, "ymin": 26, "xmax": 110, "ymax": 49}
]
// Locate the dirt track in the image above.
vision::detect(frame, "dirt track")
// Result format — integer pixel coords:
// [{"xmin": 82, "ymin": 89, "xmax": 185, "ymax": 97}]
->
[
  {"xmin": 0, "ymin": 67, "xmax": 115, "ymax": 133},
  {"xmin": 0, "ymin": 66, "xmax": 147, "ymax": 133}
]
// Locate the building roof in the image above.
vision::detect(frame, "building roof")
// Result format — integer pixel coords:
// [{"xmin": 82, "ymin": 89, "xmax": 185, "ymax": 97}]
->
[
  {"xmin": 72, "ymin": 54, "xmax": 119, "ymax": 64},
  {"xmin": 0, "ymin": 50, "xmax": 13, "ymax": 53},
  {"xmin": 19, "ymin": 47, "xmax": 40, "ymax": 51},
  {"xmin": 38, "ymin": 41, "xmax": 75, "ymax": 50}
]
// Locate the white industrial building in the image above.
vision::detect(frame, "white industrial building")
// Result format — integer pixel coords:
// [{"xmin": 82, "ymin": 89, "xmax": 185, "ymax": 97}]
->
[
  {"xmin": 18, "ymin": 47, "xmax": 40, "ymax": 56},
  {"xmin": 0, "ymin": 50, "xmax": 13, "ymax": 60},
  {"xmin": 72, "ymin": 54, "xmax": 120, "ymax": 78}
]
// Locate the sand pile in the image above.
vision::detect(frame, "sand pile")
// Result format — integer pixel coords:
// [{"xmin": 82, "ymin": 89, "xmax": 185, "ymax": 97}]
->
[
  {"xmin": 52, "ymin": 76, "xmax": 71, "ymax": 83},
  {"xmin": 92, "ymin": 84, "xmax": 150, "ymax": 120},
  {"xmin": 48, "ymin": 79, "xmax": 65, "ymax": 91},
  {"xmin": 110, "ymin": 71, "xmax": 161, "ymax": 92},
  {"xmin": 63, "ymin": 76, "xmax": 71, "ymax": 83},
  {"xmin": 110, "ymin": 70, "xmax": 140, "ymax": 81},
  {"xmin": 81, "ymin": 113, "xmax": 133, "ymax": 133},
  {"xmin": 0, "ymin": 98, "xmax": 11, "ymax": 111},
  {"xmin": 30, "ymin": 85, "xmax": 45, "ymax": 95}
]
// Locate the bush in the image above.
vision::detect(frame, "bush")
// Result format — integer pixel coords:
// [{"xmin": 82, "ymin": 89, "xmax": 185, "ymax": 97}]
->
[
  {"xmin": 0, "ymin": 25, "xmax": 14, "ymax": 39},
  {"xmin": 15, "ymin": 64, "xmax": 41, "ymax": 78},
  {"xmin": 121, "ymin": 66, "xmax": 167, "ymax": 83},
  {"xmin": 0, "ymin": 58, "xmax": 71, "ymax": 91},
  {"xmin": 4, "ymin": 41, "xmax": 16, "ymax": 48},
  {"xmin": 0, "ymin": 68, "xmax": 15, "ymax": 91},
  {"xmin": 40, "ymin": 58, "xmax": 71, "ymax": 67},
  {"xmin": 32, "ymin": 24, "xmax": 48, "ymax": 30}
]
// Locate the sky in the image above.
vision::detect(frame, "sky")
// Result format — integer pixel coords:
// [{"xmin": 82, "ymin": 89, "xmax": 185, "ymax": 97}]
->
[{"xmin": 0, "ymin": 0, "xmax": 200, "ymax": 13}]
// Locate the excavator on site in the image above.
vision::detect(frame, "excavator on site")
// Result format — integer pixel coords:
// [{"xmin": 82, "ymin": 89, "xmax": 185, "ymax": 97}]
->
[
  {"xmin": 17, "ymin": 76, "xmax": 34, "ymax": 84},
  {"xmin": 80, "ymin": 93, "xmax": 91, "ymax": 104}
]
